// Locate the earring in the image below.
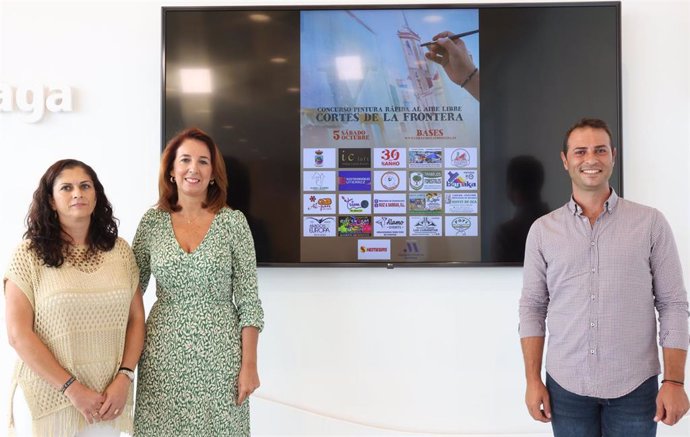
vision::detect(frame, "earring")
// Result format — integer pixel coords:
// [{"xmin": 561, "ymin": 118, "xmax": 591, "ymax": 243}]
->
[
  {"xmin": 170, "ymin": 176, "xmax": 176, "ymax": 184},
  {"xmin": 210, "ymin": 179, "xmax": 215, "ymax": 186}
]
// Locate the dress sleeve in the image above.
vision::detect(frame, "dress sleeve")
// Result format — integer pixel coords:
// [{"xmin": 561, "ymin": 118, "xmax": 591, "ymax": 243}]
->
[
  {"xmin": 229, "ymin": 210, "xmax": 264, "ymax": 332},
  {"xmin": 132, "ymin": 209, "xmax": 154, "ymax": 294},
  {"xmin": 4, "ymin": 241, "xmax": 37, "ymax": 309},
  {"xmin": 117, "ymin": 238, "xmax": 140, "ymax": 294}
]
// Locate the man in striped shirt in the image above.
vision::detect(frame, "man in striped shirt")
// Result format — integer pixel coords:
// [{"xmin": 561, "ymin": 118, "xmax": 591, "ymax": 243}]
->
[{"xmin": 519, "ymin": 118, "xmax": 689, "ymax": 436}]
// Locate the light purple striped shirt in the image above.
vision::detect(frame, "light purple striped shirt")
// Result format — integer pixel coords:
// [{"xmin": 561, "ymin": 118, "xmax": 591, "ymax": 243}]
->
[{"xmin": 519, "ymin": 190, "xmax": 689, "ymax": 398}]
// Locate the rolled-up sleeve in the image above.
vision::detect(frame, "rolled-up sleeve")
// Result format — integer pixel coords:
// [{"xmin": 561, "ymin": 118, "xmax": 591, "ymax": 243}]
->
[
  {"xmin": 519, "ymin": 221, "xmax": 549, "ymax": 338},
  {"xmin": 650, "ymin": 210, "xmax": 689, "ymax": 350}
]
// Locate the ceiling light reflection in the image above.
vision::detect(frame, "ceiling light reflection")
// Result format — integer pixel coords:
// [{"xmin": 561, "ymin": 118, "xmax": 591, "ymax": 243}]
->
[
  {"xmin": 335, "ymin": 56, "xmax": 363, "ymax": 81},
  {"xmin": 423, "ymin": 15, "xmax": 443, "ymax": 23},
  {"xmin": 249, "ymin": 14, "xmax": 271, "ymax": 23},
  {"xmin": 180, "ymin": 68, "xmax": 212, "ymax": 94}
]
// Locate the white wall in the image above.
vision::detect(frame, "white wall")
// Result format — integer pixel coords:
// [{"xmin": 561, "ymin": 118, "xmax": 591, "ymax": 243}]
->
[{"xmin": 0, "ymin": 0, "xmax": 688, "ymax": 436}]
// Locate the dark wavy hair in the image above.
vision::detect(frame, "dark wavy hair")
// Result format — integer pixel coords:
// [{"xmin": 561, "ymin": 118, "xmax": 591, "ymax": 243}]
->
[
  {"xmin": 158, "ymin": 127, "xmax": 228, "ymax": 213},
  {"xmin": 25, "ymin": 159, "xmax": 118, "ymax": 267}
]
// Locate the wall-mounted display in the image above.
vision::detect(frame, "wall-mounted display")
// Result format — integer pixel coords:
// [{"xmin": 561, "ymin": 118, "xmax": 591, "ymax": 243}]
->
[{"xmin": 163, "ymin": 2, "xmax": 622, "ymax": 266}]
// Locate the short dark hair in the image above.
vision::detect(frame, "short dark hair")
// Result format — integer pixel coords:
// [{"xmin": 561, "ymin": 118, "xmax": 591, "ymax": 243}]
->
[
  {"xmin": 25, "ymin": 159, "xmax": 118, "ymax": 267},
  {"xmin": 562, "ymin": 118, "xmax": 613, "ymax": 154},
  {"xmin": 158, "ymin": 127, "xmax": 228, "ymax": 213}
]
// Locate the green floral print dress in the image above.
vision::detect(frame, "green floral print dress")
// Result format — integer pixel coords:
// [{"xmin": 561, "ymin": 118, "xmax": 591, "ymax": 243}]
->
[{"xmin": 132, "ymin": 208, "xmax": 264, "ymax": 437}]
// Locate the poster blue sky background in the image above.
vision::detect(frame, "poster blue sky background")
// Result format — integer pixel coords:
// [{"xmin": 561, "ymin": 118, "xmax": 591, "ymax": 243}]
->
[
  {"xmin": 350, "ymin": 8, "xmax": 479, "ymax": 74},
  {"xmin": 301, "ymin": 8, "xmax": 479, "ymax": 109}
]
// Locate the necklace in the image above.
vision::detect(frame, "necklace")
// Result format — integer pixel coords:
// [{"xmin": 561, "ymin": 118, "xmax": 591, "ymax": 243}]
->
[{"xmin": 178, "ymin": 211, "xmax": 204, "ymax": 225}]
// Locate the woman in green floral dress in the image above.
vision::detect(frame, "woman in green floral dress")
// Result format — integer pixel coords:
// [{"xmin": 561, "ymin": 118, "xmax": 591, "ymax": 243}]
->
[{"xmin": 133, "ymin": 128, "xmax": 264, "ymax": 436}]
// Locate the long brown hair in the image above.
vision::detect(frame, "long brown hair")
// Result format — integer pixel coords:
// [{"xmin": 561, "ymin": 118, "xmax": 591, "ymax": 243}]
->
[
  {"xmin": 25, "ymin": 159, "xmax": 118, "ymax": 267},
  {"xmin": 157, "ymin": 128, "xmax": 228, "ymax": 213}
]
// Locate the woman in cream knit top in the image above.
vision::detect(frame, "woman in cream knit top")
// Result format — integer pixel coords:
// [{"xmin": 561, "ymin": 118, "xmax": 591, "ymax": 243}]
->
[{"xmin": 4, "ymin": 159, "xmax": 145, "ymax": 437}]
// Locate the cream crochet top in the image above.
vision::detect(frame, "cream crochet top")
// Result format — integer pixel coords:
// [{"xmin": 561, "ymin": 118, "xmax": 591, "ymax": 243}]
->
[{"xmin": 4, "ymin": 238, "xmax": 139, "ymax": 437}]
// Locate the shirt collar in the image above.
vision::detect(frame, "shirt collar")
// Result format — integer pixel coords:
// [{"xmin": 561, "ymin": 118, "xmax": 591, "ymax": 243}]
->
[{"xmin": 568, "ymin": 188, "xmax": 619, "ymax": 216}]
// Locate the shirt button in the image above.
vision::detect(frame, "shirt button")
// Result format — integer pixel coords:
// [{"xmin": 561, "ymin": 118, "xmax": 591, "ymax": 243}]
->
[
  {"xmin": 591, "ymin": 294, "xmax": 596, "ymax": 300},
  {"xmin": 591, "ymin": 241, "xmax": 595, "ymax": 246},
  {"xmin": 591, "ymin": 268, "xmax": 596, "ymax": 273},
  {"xmin": 590, "ymin": 349, "xmax": 596, "ymax": 355},
  {"xmin": 590, "ymin": 322, "xmax": 596, "ymax": 327}
]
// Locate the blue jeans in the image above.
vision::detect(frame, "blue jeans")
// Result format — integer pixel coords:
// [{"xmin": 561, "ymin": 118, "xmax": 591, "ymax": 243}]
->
[{"xmin": 546, "ymin": 374, "xmax": 658, "ymax": 437}]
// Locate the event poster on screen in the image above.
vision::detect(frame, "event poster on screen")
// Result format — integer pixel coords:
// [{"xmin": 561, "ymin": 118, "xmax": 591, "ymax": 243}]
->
[{"xmin": 300, "ymin": 9, "xmax": 480, "ymax": 263}]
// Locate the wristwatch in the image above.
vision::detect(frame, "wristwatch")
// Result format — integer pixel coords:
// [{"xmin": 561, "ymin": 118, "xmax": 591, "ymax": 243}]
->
[{"xmin": 117, "ymin": 367, "xmax": 135, "ymax": 382}]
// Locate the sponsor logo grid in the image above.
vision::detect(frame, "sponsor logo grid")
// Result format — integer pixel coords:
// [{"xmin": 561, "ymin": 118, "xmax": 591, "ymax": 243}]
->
[{"xmin": 302, "ymin": 146, "xmax": 479, "ymax": 248}]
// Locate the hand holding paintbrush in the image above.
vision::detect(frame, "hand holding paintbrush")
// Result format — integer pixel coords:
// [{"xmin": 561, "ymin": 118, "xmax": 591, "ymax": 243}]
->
[
  {"xmin": 423, "ymin": 30, "xmax": 480, "ymax": 101},
  {"xmin": 420, "ymin": 29, "xmax": 479, "ymax": 47}
]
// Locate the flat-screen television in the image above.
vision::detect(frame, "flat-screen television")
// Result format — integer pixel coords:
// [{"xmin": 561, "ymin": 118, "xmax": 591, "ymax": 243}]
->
[{"xmin": 162, "ymin": 2, "xmax": 622, "ymax": 266}]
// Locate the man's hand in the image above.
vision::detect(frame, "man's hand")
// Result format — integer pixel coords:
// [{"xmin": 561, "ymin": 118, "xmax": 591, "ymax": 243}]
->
[
  {"xmin": 654, "ymin": 382, "xmax": 689, "ymax": 425},
  {"xmin": 525, "ymin": 380, "xmax": 552, "ymax": 423}
]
